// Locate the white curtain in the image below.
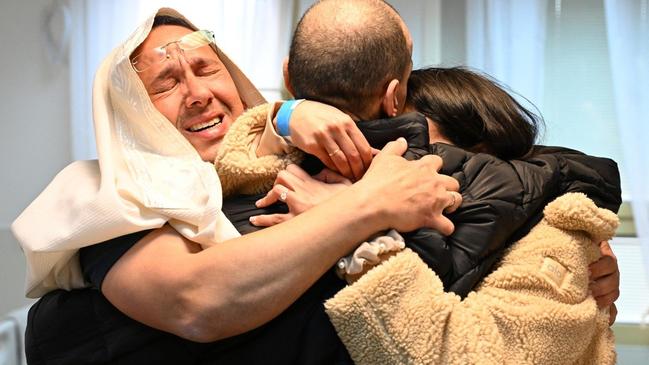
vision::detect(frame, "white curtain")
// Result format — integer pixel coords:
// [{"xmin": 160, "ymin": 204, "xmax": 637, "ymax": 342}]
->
[
  {"xmin": 604, "ymin": 0, "xmax": 649, "ymax": 291},
  {"xmin": 68, "ymin": 0, "xmax": 141, "ymax": 160},
  {"xmin": 66, "ymin": 0, "xmax": 294, "ymax": 160},
  {"xmin": 465, "ymin": 0, "xmax": 548, "ymax": 110}
]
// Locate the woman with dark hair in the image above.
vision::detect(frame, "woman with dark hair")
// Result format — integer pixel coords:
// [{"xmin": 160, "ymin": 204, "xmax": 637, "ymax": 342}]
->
[
  {"xmin": 244, "ymin": 66, "xmax": 620, "ymax": 363},
  {"xmin": 406, "ymin": 66, "xmax": 540, "ymax": 160},
  {"xmin": 318, "ymin": 66, "xmax": 620, "ymax": 363},
  {"xmin": 251, "ymin": 66, "xmax": 620, "ymax": 300}
]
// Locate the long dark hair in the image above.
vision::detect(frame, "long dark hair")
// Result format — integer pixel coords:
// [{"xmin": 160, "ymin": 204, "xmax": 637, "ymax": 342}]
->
[{"xmin": 407, "ymin": 66, "xmax": 543, "ymax": 160}]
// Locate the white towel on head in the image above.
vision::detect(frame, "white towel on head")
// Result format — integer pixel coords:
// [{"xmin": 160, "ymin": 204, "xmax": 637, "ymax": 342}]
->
[{"xmin": 12, "ymin": 8, "xmax": 266, "ymax": 298}]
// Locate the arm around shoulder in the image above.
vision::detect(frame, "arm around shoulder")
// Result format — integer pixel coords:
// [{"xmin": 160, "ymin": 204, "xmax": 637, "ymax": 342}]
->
[{"xmin": 103, "ymin": 139, "xmax": 459, "ymax": 342}]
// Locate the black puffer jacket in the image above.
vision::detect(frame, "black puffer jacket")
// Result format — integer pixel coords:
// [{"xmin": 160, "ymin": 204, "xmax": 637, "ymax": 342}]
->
[
  {"xmin": 25, "ymin": 113, "xmax": 621, "ymax": 364},
  {"xmin": 305, "ymin": 112, "xmax": 622, "ymax": 297}
]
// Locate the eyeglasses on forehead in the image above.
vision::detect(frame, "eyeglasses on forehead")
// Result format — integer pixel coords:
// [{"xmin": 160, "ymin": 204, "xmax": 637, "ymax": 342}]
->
[{"xmin": 131, "ymin": 29, "xmax": 216, "ymax": 73}]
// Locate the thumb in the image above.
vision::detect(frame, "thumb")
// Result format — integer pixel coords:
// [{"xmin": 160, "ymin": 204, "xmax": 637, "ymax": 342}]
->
[{"xmin": 379, "ymin": 137, "xmax": 408, "ymax": 157}]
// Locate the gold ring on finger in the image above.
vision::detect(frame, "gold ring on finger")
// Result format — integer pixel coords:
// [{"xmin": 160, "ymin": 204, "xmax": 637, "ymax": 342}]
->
[{"xmin": 328, "ymin": 148, "xmax": 341, "ymax": 157}]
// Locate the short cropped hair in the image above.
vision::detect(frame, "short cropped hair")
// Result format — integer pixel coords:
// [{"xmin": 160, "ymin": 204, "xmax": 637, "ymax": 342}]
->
[
  {"xmin": 288, "ymin": 0, "xmax": 410, "ymax": 118},
  {"xmin": 152, "ymin": 15, "xmax": 193, "ymax": 29}
]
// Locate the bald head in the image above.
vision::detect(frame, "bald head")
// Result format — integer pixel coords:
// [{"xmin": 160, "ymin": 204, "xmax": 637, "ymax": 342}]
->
[{"xmin": 287, "ymin": 0, "xmax": 411, "ymax": 120}]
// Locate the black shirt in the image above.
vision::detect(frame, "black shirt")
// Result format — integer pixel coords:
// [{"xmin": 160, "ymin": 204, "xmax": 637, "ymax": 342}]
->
[
  {"xmin": 78, "ymin": 194, "xmax": 290, "ymax": 289},
  {"xmin": 80, "ymin": 229, "xmax": 153, "ymax": 290},
  {"xmin": 31, "ymin": 195, "xmax": 352, "ymax": 365}
]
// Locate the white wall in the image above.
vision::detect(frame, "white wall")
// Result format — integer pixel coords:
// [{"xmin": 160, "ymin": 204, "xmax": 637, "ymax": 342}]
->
[{"xmin": 0, "ymin": 0, "xmax": 71, "ymax": 314}]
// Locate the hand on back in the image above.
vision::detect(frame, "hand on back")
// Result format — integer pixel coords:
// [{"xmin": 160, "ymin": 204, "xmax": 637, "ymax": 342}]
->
[
  {"xmin": 254, "ymin": 137, "xmax": 462, "ymax": 236},
  {"xmin": 357, "ymin": 138, "xmax": 461, "ymax": 235},
  {"xmin": 288, "ymin": 100, "xmax": 375, "ymax": 181}
]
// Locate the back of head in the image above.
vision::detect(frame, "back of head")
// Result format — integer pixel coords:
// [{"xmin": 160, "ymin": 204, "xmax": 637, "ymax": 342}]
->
[
  {"xmin": 288, "ymin": 0, "xmax": 410, "ymax": 119},
  {"xmin": 407, "ymin": 67, "xmax": 542, "ymax": 160}
]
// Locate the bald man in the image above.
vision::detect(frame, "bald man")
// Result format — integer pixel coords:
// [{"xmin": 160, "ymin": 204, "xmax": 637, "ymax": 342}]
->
[{"xmin": 284, "ymin": 0, "xmax": 413, "ymax": 121}]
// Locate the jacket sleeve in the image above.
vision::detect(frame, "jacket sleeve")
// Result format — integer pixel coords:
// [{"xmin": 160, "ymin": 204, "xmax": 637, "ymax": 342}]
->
[
  {"xmin": 215, "ymin": 103, "xmax": 304, "ymax": 197},
  {"xmin": 403, "ymin": 151, "xmax": 536, "ymax": 297},
  {"xmin": 324, "ymin": 193, "xmax": 617, "ymax": 365},
  {"xmin": 529, "ymin": 146, "xmax": 622, "ymax": 213}
]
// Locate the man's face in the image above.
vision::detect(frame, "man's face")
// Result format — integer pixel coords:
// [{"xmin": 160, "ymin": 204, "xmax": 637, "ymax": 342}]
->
[{"xmin": 134, "ymin": 25, "xmax": 244, "ymax": 162}]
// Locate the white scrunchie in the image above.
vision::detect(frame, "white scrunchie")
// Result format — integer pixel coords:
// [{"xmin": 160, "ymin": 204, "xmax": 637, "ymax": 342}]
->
[{"xmin": 336, "ymin": 230, "xmax": 405, "ymax": 278}]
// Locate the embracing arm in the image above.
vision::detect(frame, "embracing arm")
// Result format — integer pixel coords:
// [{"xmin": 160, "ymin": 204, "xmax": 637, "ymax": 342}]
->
[
  {"xmin": 102, "ymin": 140, "xmax": 459, "ymax": 342},
  {"xmin": 103, "ymin": 203, "xmax": 374, "ymax": 343}
]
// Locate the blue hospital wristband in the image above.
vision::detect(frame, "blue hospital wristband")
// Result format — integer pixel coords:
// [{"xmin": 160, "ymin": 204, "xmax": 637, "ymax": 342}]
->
[{"xmin": 276, "ymin": 99, "xmax": 305, "ymax": 137}]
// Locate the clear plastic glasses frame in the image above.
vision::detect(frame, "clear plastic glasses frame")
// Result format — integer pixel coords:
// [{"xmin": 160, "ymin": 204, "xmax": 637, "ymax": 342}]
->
[{"xmin": 131, "ymin": 29, "xmax": 216, "ymax": 73}]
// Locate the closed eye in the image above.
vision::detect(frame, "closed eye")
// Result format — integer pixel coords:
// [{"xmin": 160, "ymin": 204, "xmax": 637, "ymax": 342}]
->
[
  {"xmin": 196, "ymin": 65, "xmax": 219, "ymax": 77},
  {"xmin": 146, "ymin": 64, "xmax": 179, "ymax": 95},
  {"xmin": 189, "ymin": 57, "xmax": 222, "ymax": 77},
  {"xmin": 151, "ymin": 77, "xmax": 179, "ymax": 94}
]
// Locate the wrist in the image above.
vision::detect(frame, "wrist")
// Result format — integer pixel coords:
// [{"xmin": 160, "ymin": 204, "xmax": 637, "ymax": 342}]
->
[
  {"xmin": 271, "ymin": 102, "xmax": 282, "ymax": 130},
  {"xmin": 276, "ymin": 99, "xmax": 305, "ymax": 137},
  {"xmin": 342, "ymin": 182, "xmax": 390, "ymax": 232}
]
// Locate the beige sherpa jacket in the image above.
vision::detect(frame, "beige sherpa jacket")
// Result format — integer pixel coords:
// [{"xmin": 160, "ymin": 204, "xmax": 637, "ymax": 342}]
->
[
  {"xmin": 324, "ymin": 193, "xmax": 618, "ymax": 365},
  {"xmin": 215, "ymin": 106, "xmax": 617, "ymax": 364},
  {"xmin": 215, "ymin": 103, "xmax": 303, "ymax": 197}
]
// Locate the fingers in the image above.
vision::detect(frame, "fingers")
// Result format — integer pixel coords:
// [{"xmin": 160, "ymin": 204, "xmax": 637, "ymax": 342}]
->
[
  {"xmin": 588, "ymin": 243, "xmax": 619, "ymax": 308},
  {"xmin": 419, "ymin": 155, "xmax": 458, "ymax": 192},
  {"xmin": 608, "ymin": 303, "xmax": 618, "ymax": 326},
  {"xmin": 444, "ymin": 191, "xmax": 463, "ymax": 214},
  {"xmin": 255, "ymin": 184, "xmax": 289, "ymax": 208},
  {"xmin": 285, "ymin": 100, "xmax": 372, "ymax": 180},
  {"xmin": 589, "ymin": 254, "xmax": 618, "ymax": 281},
  {"xmin": 599, "ymin": 240, "xmax": 617, "ymax": 260},
  {"xmin": 588, "ymin": 241, "xmax": 620, "ymax": 310},
  {"xmin": 327, "ymin": 136, "xmax": 357, "ymax": 181},
  {"xmin": 589, "ymin": 272, "xmax": 620, "ymax": 307},
  {"xmin": 418, "ymin": 154, "xmax": 444, "ymax": 173},
  {"xmin": 442, "ymin": 174, "xmax": 460, "ymax": 192},
  {"xmin": 432, "ymin": 215, "xmax": 455, "ymax": 236},
  {"xmin": 593, "ymin": 288, "xmax": 620, "ymax": 311},
  {"xmin": 417, "ymin": 155, "xmax": 461, "ymax": 215},
  {"xmin": 275, "ymin": 168, "xmax": 305, "ymax": 190},
  {"xmin": 329, "ymin": 122, "xmax": 372, "ymax": 181},
  {"xmin": 315, "ymin": 129, "xmax": 370, "ymax": 181},
  {"xmin": 249, "ymin": 213, "xmax": 294, "ymax": 227},
  {"xmin": 378, "ymin": 137, "xmax": 408, "ymax": 156},
  {"xmin": 256, "ymin": 168, "xmax": 307, "ymax": 208},
  {"xmin": 346, "ymin": 124, "xmax": 373, "ymax": 172},
  {"xmin": 318, "ymin": 137, "xmax": 353, "ymax": 180},
  {"xmin": 337, "ymin": 133, "xmax": 366, "ymax": 181}
]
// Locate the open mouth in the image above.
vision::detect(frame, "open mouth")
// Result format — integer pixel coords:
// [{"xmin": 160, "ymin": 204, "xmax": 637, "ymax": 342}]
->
[{"xmin": 187, "ymin": 117, "xmax": 222, "ymax": 132}]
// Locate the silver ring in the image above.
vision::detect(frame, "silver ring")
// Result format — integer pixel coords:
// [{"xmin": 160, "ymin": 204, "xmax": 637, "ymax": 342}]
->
[
  {"xmin": 328, "ymin": 148, "xmax": 341, "ymax": 157},
  {"xmin": 448, "ymin": 192, "xmax": 456, "ymax": 208},
  {"xmin": 279, "ymin": 189, "xmax": 288, "ymax": 202}
]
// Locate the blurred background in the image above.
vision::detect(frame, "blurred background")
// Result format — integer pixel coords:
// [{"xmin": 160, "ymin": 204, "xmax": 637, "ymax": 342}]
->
[{"xmin": 0, "ymin": 0, "xmax": 647, "ymax": 363}]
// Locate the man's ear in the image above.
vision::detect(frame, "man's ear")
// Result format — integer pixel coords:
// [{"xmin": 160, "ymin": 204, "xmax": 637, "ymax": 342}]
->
[
  {"xmin": 381, "ymin": 79, "xmax": 400, "ymax": 117},
  {"xmin": 282, "ymin": 57, "xmax": 296, "ymax": 97}
]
